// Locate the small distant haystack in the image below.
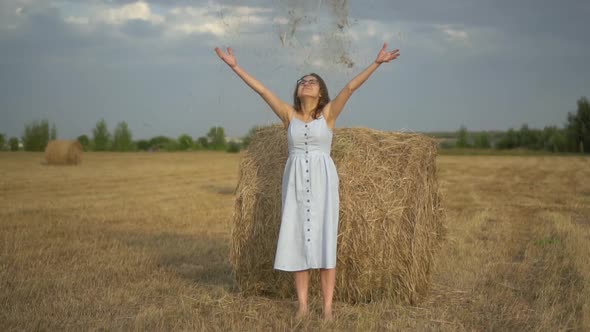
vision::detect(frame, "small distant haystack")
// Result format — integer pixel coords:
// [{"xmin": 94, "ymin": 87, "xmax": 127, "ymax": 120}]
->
[
  {"xmin": 44, "ymin": 140, "xmax": 83, "ymax": 165},
  {"xmin": 231, "ymin": 124, "xmax": 445, "ymax": 305}
]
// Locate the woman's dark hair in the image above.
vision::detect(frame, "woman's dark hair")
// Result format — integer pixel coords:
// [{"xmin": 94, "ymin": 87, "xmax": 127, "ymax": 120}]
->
[{"xmin": 293, "ymin": 73, "xmax": 330, "ymax": 119}]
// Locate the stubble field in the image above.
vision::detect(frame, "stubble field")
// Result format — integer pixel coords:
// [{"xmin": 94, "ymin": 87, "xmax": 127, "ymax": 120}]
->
[{"xmin": 1, "ymin": 151, "xmax": 589, "ymax": 331}]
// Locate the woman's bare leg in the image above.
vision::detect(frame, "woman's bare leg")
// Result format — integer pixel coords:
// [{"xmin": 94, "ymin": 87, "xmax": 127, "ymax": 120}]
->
[
  {"xmin": 294, "ymin": 270, "xmax": 310, "ymax": 318},
  {"xmin": 320, "ymin": 268, "xmax": 336, "ymax": 321}
]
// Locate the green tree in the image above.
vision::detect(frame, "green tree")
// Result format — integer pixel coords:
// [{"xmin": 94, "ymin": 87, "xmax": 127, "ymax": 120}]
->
[
  {"xmin": 164, "ymin": 139, "xmax": 179, "ymax": 151},
  {"xmin": 149, "ymin": 136, "xmax": 172, "ymax": 151},
  {"xmin": 50, "ymin": 123, "xmax": 57, "ymax": 140},
  {"xmin": 0, "ymin": 133, "xmax": 5, "ymax": 151},
  {"xmin": 439, "ymin": 140, "xmax": 455, "ymax": 149},
  {"xmin": 542, "ymin": 126, "xmax": 566, "ymax": 152},
  {"xmin": 518, "ymin": 124, "xmax": 528, "ymax": 147},
  {"xmin": 22, "ymin": 119, "xmax": 51, "ymax": 151},
  {"xmin": 517, "ymin": 124, "xmax": 541, "ymax": 149},
  {"xmin": 207, "ymin": 126, "xmax": 227, "ymax": 150},
  {"xmin": 9, "ymin": 137, "xmax": 19, "ymax": 151},
  {"xmin": 565, "ymin": 96, "xmax": 590, "ymax": 153},
  {"xmin": 77, "ymin": 135, "xmax": 90, "ymax": 151},
  {"xmin": 178, "ymin": 134, "xmax": 194, "ymax": 151},
  {"xmin": 226, "ymin": 141, "xmax": 241, "ymax": 153},
  {"xmin": 455, "ymin": 125, "xmax": 471, "ymax": 148},
  {"xmin": 92, "ymin": 119, "xmax": 111, "ymax": 151},
  {"xmin": 474, "ymin": 132, "xmax": 491, "ymax": 149},
  {"xmin": 193, "ymin": 140, "xmax": 204, "ymax": 150},
  {"xmin": 241, "ymin": 126, "xmax": 260, "ymax": 149},
  {"xmin": 197, "ymin": 136, "xmax": 209, "ymax": 149},
  {"xmin": 496, "ymin": 128, "xmax": 518, "ymax": 149},
  {"xmin": 566, "ymin": 113, "xmax": 578, "ymax": 152},
  {"xmin": 112, "ymin": 121, "xmax": 134, "ymax": 151},
  {"xmin": 136, "ymin": 140, "xmax": 150, "ymax": 151}
]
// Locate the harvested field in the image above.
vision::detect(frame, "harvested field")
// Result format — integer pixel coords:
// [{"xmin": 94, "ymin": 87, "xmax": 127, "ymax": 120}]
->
[{"xmin": 0, "ymin": 152, "xmax": 589, "ymax": 331}]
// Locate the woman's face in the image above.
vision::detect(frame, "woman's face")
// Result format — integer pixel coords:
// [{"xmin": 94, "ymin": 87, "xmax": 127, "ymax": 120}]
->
[{"xmin": 297, "ymin": 75, "xmax": 321, "ymax": 99}]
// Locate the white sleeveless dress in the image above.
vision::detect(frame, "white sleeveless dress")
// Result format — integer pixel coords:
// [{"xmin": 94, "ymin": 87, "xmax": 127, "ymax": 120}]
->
[{"xmin": 273, "ymin": 114, "xmax": 340, "ymax": 271}]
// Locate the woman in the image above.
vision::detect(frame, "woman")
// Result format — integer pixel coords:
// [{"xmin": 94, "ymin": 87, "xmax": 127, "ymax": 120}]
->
[{"xmin": 215, "ymin": 44, "xmax": 400, "ymax": 320}]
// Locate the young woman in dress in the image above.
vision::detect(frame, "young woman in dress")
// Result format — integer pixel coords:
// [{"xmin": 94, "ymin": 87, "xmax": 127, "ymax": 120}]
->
[{"xmin": 215, "ymin": 44, "xmax": 400, "ymax": 320}]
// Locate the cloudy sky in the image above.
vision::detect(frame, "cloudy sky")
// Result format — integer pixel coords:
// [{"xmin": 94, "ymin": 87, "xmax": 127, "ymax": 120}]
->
[{"xmin": 1, "ymin": 0, "xmax": 589, "ymax": 140}]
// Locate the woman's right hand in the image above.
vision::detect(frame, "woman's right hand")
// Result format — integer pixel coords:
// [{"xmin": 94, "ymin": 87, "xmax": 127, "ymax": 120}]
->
[{"xmin": 214, "ymin": 47, "xmax": 237, "ymax": 68}]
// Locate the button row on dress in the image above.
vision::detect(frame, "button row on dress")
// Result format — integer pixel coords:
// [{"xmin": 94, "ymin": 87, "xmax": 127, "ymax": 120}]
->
[
  {"xmin": 305, "ymin": 123, "xmax": 311, "ymax": 244},
  {"xmin": 305, "ymin": 125, "xmax": 310, "ymax": 197}
]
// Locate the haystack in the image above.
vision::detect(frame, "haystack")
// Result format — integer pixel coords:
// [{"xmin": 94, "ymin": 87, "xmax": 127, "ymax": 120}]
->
[
  {"xmin": 44, "ymin": 140, "xmax": 83, "ymax": 165},
  {"xmin": 231, "ymin": 124, "xmax": 445, "ymax": 304}
]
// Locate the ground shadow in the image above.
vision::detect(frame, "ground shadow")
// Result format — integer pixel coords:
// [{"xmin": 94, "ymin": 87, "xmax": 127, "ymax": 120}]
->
[
  {"xmin": 201, "ymin": 184, "xmax": 236, "ymax": 196},
  {"xmin": 110, "ymin": 230, "xmax": 237, "ymax": 290}
]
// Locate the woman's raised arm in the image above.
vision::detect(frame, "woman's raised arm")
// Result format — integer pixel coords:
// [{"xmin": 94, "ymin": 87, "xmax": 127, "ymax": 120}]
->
[
  {"xmin": 215, "ymin": 47, "xmax": 292, "ymax": 124},
  {"xmin": 327, "ymin": 43, "xmax": 400, "ymax": 123}
]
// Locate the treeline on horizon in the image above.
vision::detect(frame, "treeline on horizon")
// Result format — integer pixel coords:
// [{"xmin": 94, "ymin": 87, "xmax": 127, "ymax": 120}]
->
[
  {"xmin": 432, "ymin": 96, "xmax": 589, "ymax": 153},
  {"xmin": 0, "ymin": 119, "xmax": 249, "ymax": 153},
  {"xmin": 1, "ymin": 97, "xmax": 588, "ymax": 154}
]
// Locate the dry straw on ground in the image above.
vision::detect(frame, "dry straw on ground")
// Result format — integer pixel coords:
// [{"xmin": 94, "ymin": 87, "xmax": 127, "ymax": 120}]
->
[
  {"xmin": 231, "ymin": 124, "xmax": 445, "ymax": 304},
  {"xmin": 44, "ymin": 140, "xmax": 83, "ymax": 165}
]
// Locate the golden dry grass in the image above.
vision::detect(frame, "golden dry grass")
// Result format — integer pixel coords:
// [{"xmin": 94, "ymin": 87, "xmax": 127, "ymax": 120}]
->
[
  {"xmin": 1, "ymin": 151, "xmax": 589, "ymax": 331},
  {"xmin": 232, "ymin": 127, "xmax": 444, "ymax": 304},
  {"xmin": 44, "ymin": 140, "xmax": 83, "ymax": 165}
]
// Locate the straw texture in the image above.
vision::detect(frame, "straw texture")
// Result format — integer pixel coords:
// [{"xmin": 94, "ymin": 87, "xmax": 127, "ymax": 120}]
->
[
  {"xmin": 231, "ymin": 124, "xmax": 445, "ymax": 304},
  {"xmin": 44, "ymin": 140, "xmax": 83, "ymax": 165}
]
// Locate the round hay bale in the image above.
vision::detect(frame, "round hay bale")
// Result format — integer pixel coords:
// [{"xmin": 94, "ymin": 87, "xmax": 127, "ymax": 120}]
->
[
  {"xmin": 44, "ymin": 140, "xmax": 83, "ymax": 165},
  {"xmin": 231, "ymin": 124, "xmax": 445, "ymax": 304}
]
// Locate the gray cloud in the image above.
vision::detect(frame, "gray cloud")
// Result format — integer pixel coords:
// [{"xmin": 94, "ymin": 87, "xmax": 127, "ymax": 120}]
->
[
  {"xmin": 0, "ymin": 0, "xmax": 588, "ymax": 141},
  {"xmin": 119, "ymin": 19, "xmax": 163, "ymax": 38},
  {"xmin": 353, "ymin": 0, "xmax": 590, "ymax": 55}
]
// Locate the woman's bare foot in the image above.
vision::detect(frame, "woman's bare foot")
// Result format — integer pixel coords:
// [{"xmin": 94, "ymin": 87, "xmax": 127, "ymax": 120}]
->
[
  {"xmin": 322, "ymin": 308, "xmax": 333, "ymax": 321},
  {"xmin": 295, "ymin": 306, "xmax": 309, "ymax": 319}
]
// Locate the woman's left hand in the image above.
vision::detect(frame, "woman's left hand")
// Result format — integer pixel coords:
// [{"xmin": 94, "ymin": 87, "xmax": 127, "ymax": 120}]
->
[{"xmin": 374, "ymin": 43, "xmax": 400, "ymax": 64}]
